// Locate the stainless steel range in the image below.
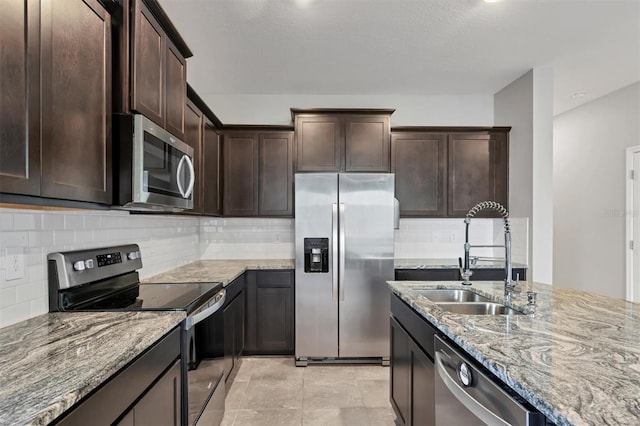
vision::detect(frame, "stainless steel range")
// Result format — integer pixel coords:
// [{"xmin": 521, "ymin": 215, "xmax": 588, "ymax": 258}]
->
[{"xmin": 48, "ymin": 244, "xmax": 225, "ymax": 426}]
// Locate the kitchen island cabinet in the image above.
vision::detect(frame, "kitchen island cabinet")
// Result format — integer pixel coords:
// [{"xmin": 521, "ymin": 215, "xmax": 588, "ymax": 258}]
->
[{"xmin": 388, "ymin": 280, "xmax": 640, "ymax": 425}]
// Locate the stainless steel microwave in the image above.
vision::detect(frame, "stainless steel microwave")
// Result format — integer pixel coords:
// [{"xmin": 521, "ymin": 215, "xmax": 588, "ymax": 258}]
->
[{"xmin": 114, "ymin": 114, "xmax": 195, "ymax": 211}]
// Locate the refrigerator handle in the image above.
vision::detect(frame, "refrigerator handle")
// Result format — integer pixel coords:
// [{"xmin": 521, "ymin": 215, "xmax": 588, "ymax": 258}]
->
[
  {"xmin": 332, "ymin": 203, "xmax": 339, "ymax": 301},
  {"xmin": 339, "ymin": 203, "xmax": 346, "ymax": 301}
]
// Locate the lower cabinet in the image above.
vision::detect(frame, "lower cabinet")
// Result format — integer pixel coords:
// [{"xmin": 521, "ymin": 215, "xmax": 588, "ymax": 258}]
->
[
  {"xmin": 119, "ymin": 360, "xmax": 181, "ymax": 426},
  {"xmin": 223, "ymin": 275, "xmax": 246, "ymax": 382},
  {"xmin": 390, "ymin": 295, "xmax": 436, "ymax": 426},
  {"xmin": 57, "ymin": 327, "xmax": 181, "ymax": 426},
  {"xmin": 245, "ymin": 270, "xmax": 295, "ymax": 355}
]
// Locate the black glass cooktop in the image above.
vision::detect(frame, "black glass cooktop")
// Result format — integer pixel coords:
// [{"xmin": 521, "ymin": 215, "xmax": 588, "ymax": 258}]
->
[{"xmin": 75, "ymin": 282, "xmax": 222, "ymax": 314}]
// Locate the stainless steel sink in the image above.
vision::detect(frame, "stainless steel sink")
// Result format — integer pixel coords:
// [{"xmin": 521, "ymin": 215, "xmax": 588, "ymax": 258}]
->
[
  {"xmin": 414, "ymin": 289, "xmax": 491, "ymax": 303},
  {"xmin": 436, "ymin": 302, "xmax": 523, "ymax": 316}
]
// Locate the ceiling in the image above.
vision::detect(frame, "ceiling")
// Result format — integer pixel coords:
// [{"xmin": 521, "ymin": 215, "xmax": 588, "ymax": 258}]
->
[{"xmin": 158, "ymin": 0, "xmax": 640, "ymax": 117}]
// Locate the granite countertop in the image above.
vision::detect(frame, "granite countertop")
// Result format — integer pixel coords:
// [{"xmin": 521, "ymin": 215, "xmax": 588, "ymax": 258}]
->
[
  {"xmin": 394, "ymin": 257, "xmax": 528, "ymax": 269},
  {"xmin": 0, "ymin": 311, "xmax": 185, "ymax": 426},
  {"xmin": 388, "ymin": 281, "xmax": 640, "ymax": 426},
  {"xmin": 142, "ymin": 259, "xmax": 295, "ymax": 286}
]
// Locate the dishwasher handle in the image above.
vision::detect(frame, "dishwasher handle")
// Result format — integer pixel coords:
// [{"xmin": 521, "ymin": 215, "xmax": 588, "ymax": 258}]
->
[{"xmin": 435, "ymin": 350, "xmax": 511, "ymax": 426}]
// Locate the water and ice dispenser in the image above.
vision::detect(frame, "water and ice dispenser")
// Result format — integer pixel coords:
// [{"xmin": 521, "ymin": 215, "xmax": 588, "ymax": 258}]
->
[{"xmin": 303, "ymin": 238, "xmax": 329, "ymax": 273}]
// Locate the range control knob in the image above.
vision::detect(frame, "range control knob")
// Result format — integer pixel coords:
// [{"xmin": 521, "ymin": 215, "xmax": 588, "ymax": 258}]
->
[
  {"xmin": 135, "ymin": 250, "xmax": 141, "ymax": 259},
  {"xmin": 85, "ymin": 259, "xmax": 95, "ymax": 269},
  {"xmin": 127, "ymin": 252, "xmax": 137, "ymax": 260},
  {"xmin": 73, "ymin": 260, "xmax": 86, "ymax": 271}
]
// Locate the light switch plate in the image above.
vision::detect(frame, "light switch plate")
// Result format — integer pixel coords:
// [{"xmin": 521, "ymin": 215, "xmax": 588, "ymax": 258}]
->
[{"xmin": 5, "ymin": 247, "xmax": 25, "ymax": 281}]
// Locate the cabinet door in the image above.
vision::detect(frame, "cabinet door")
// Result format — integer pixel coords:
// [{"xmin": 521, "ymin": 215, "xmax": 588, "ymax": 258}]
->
[
  {"xmin": 447, "ymin": 132, "xmax": 508, "ymax": 217},
  {"xmin": 40, "ymin": 0, "xmax": 112, "ymax": 204},
  {"xmin": 256, "ymin": 286, "xmax": 294, "ymax": 353},
  {"xmin": 410, "ymin": 339, "xmax": 435, "ymax": 426},
  {"xmin": 164, "ymin": 38, "xmax": 186, "ymax": 139},
  {"xmin": 132, "ymin": 0, "xmax": 165, "ymax": 127},
  {"xmin": 390, "ymin": 317, "xmax": 411, "ymax": 426},
  {"xmin": 234, "ymin": 290, "xmax": 245, "ymax": 360},
  {"xmin": 134, "ymin": 360, "xmax": 182, "ymax": 426},
  {"xmin": 344, "ymin": 115, "xmax": 390, "ymax": 172},
  {"xmin": 223, "ymin": 132, "xmax": 259, "ymax": 216},
  {"xmin": 0, "ymin": 0, "xmax": 40, "ymax": 196},
  {"xmin": 184, "ymin": 100, "xmax": 203, "ymax": 213},
  {"xmin": 202, "ymin": 120, "xmax": 222, "ymax": 216},
  {"xmin": 223, "ymin": 302, "xmax": 235, "ymax": 381},
  {"xmin": 259, "ymin": 132, "xmax": 293, "ymax": 216},
  {"xmin": 295, "ymin": 115, "xmax": 342, "ymax": 172},
  {"xmin": 391, "ymin": 133, "xmax": 446, "ymax": 217}
]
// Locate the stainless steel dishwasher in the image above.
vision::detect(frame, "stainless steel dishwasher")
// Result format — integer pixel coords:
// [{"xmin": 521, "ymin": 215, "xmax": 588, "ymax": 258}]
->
[{"xmin": 434, "ymin": 335, "xmax": 546, "ymax": 425}]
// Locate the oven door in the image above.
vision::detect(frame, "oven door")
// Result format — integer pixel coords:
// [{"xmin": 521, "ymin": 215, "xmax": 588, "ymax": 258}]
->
[
  {"xmin": 183, "ymin": 290, "xmax": 226, "ymax": 426},
  {"xmin": 133, "ymin": 114, "xmax": 194, "ymax": 210}
]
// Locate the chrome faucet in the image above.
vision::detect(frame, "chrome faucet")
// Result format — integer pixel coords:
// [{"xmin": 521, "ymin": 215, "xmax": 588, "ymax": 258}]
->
[{"xmin": 460, "ymin": 201, "xmax": 514, "ymax": 291}]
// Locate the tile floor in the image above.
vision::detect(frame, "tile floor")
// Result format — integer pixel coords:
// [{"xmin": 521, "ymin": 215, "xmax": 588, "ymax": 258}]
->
[{"xmin": 222, "ymin": 357, "xmax": 397, "ymax": 426}]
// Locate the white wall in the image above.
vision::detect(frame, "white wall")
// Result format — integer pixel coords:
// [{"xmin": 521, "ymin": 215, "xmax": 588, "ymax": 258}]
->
[
  {"xmin": 0, "ymin": 208, "xmax": 200, "ymax": 328},
  {"xmin": 494, "ymin": 68, "xmax": 554, "ymax": 283},
  {"xmin": 553, "ymin": 82, "xmax": 640, "ymax": 298},
  {"xmin": 201, "ymin": 94, "xmax": 494, "ymax": 126}
]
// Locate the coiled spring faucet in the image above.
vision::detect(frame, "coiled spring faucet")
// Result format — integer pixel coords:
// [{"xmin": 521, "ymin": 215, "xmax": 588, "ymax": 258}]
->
[{"xmin": 461, "ymin": 201, "xmax": 514, "ymax": 291}]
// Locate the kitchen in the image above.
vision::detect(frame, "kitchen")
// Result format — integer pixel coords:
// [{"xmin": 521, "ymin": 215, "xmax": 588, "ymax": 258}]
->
[{"xmin": 0, "ymin": 0, "xmax": 639, "ymax": 425}]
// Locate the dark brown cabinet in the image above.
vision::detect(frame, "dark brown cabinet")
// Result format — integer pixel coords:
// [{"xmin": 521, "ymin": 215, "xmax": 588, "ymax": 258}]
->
[
  {"xmin": 292, "ymin": 109, "xmax": 393, "ymax": 173},
  {"xmin": 390, "ymin": 295, "xmax": 436, "ymax": 426},
  {"xmin": 131, "ymin": 360, "xmax": 181, "ymax": 426},
  {"xmin": 391, "ymin": 133, "xmax": 446, "ymax": 217},
  {"xmin": 245, "ymin": 270, "xmax": 295, "ymax": 355},
  {"xmin": 223, "ymin": 275, "xmax": 245, "ymax": 382},
  {"xmin": 223, "ymin": 130, "xmax": 294, "ymax": 217},
  {"xmin": 202, "ymin": 120, "xmax": 222, "ymax": 216},
  {"xmin": 184, "ymin": 100, "xmax": 204, "ymax": 213},
  {"xmin": 391, "ymin": 128, "xmax": 509, "ymax": 218},
  {"xmin": 448, "ymin": 132, "xmax": 508, "ymax": 217},
  {"xmin": 131, "ymin": 0, "xmax": 187, "ymax": 139},
  {"xmin": 0, "ymin": 0, "xmax": 40, "ymax": 196},
  {"xmin": 1, "ymin": 0, "xmax": 112, "ymax": 204}
]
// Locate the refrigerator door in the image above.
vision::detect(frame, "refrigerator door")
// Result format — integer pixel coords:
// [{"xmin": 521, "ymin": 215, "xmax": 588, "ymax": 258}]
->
[
  {"xmin": 338, "ymin": 173, "xmax": 394, "ymax": 358},
  {"xmin": 295, "ymin": 173, "xmax": 339, "ymax": 358}
]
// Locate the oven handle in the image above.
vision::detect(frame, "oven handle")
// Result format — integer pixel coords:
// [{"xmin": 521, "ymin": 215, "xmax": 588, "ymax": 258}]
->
[
  {"xmin": 184, "ymin": 289, "xmax": 226, "ymax": 331},
  {"xmin": 435, "ymin": 350, "xmax": 510, "ymax": 426}
]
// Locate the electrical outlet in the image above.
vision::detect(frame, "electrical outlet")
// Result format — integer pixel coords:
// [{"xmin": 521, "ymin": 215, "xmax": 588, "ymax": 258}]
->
[{"xmin": 5, "ymin": 248, "xmax": 25, "ymax": 281}]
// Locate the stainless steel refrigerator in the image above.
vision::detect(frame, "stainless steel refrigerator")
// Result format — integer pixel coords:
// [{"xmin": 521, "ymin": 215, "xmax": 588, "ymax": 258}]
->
[{"xmin": 295, "ymin": 173, "xmax": 395, "ymax": 365}]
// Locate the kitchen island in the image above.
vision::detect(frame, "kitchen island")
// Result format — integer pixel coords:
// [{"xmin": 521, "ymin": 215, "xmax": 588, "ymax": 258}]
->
[
  {"xmin": 0, "ymin": 311, "xmax": 184, "ymax": 425},
  {"xmin": 388, "ymin": 280, "xmax": 640, "ymax": 425}
]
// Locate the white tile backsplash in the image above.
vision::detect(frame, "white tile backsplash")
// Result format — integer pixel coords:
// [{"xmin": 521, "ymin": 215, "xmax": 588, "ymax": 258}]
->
[
  {"xmin": 0, "ymin": 208, "xmax": 200, "ymax": 328},
  {"xmin": 0, "ymin": 206, "xmax": 529, "ymax": 329}
]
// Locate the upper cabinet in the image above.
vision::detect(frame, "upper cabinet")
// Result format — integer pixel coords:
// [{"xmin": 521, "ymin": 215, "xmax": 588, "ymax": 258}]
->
[
  {"xmin": 292, "ymin": 109, "xmax": 393, "ymax": 173},
  {"xmin": 1, "ymin": 0, "xmax": 112, "ymax": 205},
  {"xmin": 223, "ymin": 129, "xmax": 294, "ymax": 217},
  {"xmin": 0, "ymin": 0, "xmax": 41, "ymax": 197},
  {"xmin": 185, "ymin": 85, "xmax": 223, "ymax": 217},
  {"xmin": 391, "ymin": 128, "xmax": 509, "ymax": 218},
  {"xmin": 447, "ymin": 131, "xmax": 508, "ymax": 217},
  {"xmin": 119, "ymin": 0, "xmax": 192, "ymax": 139},
  {"xmin": 391, "ymin": 133, "xmax": 446, "ymax": 217}
]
